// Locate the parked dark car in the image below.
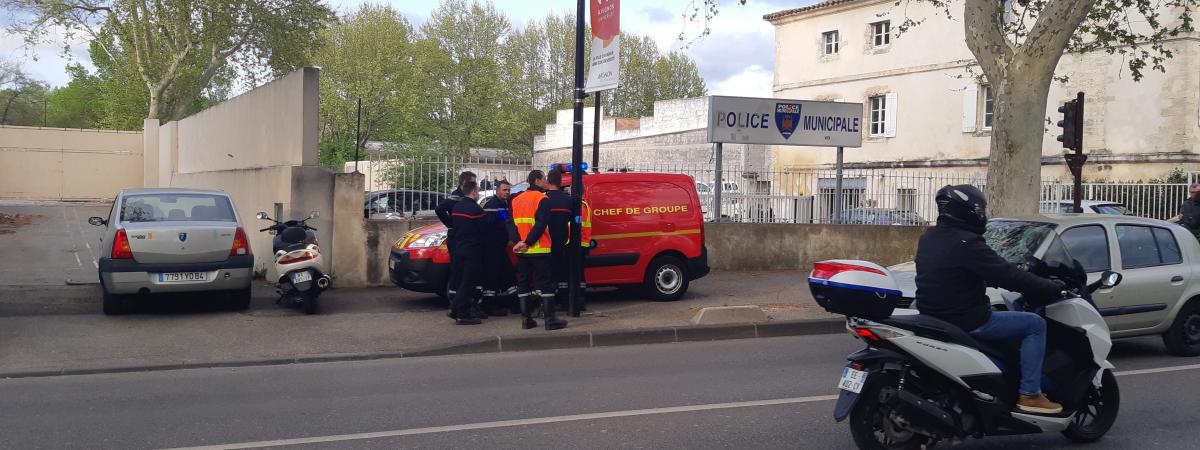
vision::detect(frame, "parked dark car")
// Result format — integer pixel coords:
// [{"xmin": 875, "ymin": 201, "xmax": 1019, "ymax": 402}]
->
[
  {"xmin": 837, "ymin": 208, "xmax": 928, "ymax": 226},
  {"xmin": 364, "ymin": 190, "xmax": 447, "ymax": 220}
]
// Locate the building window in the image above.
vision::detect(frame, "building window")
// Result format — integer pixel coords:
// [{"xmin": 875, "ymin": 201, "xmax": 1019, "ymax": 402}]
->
[
  {"xmin": 823, "ymin": 31, "xmax": 839, "ymax": 55},
  {"xmin": 871, "ymin": 21, "xmax": 891, "ymax": 47},
  {"xmin": 982, "ymin": 85, "xmax": 994, "ymax": 129},
  {"xmin": 869, "ymin": 95, "xmax": 887, "ymax": 136}
]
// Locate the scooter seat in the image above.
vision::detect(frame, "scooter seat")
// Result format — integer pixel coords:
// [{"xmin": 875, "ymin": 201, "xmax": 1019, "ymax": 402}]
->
[{"xmin": 881, "ymin": 314, "xmax": 1017, "ymax": 367}]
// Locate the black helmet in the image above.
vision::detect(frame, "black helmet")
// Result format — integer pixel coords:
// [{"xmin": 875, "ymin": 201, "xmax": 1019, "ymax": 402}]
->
[{"xmin": 936, "ymin": 184, "xmax": 988, "ymax": 227}]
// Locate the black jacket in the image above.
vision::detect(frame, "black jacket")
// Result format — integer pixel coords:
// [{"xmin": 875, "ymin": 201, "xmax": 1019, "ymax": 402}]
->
[
  {"xmin": 481, "ymin": 195, "xmax": 511, "ymax": 244},
  {"xmin": 435, "ymin": 187, "xmax": 465, "ymax": 231},
  {"xmin": 1181, "ymin": 200, "xmax": 1200, "ymax": 238},
  {"xmin": 543, "ymin": 189, "xmax": 573, "ymax": 247},
  {"xmin": 914, "ymin": 219, "xmax": 1063, "ymax": 331},
  {"xmin": 450, "ymin": 197, "xmax": 485, "ymax": 252}
]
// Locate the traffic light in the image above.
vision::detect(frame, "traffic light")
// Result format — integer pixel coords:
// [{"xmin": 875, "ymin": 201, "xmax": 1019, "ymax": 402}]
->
[{"xmin": 1056, "ymin": 98, "xmax": 1081, "ymax": 151}]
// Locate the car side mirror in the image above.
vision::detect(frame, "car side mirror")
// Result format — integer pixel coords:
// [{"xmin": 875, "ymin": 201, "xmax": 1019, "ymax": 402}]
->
[
  {"xmin": 1100, "ymin": 271, "xmax": 1122, "ymax": 289},
  {"xmin": 87, "ymin": 217, "xmax": 106, "ymax": 226},
  {"xmin": 256, "ymin": 212, "xmax": 269, "ymax": 220}
]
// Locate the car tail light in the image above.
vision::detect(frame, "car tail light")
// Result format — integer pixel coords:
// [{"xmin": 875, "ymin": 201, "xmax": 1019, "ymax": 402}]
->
[
  {"xmin": 811, "ymin": 261, "xmax": 885, "ymax": 280},
  {"xmin": 230, "ymin": 227, "xmax": 250, "ymax": 256},
  {"xmin": 111, "ymin": 228, "xmax": 133, "ymax": 259},
  {"xmin": 279, "ymin": 251, "xmax": 316, "ymax": 265}
]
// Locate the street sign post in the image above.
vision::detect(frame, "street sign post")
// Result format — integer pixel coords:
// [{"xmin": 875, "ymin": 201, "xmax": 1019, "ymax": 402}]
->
[{"xmin": 705, "ymin": 96, "xmax": 864, "ymax": 222}]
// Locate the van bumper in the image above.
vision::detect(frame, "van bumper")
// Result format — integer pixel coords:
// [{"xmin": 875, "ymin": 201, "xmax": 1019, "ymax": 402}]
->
[
  {"xmin": 687, "ymin": 246, "xmax": 711, "ymax": 281},
  {"xmin": 389, "ymin": 249, "xmax": 449, "ymax": 294}
]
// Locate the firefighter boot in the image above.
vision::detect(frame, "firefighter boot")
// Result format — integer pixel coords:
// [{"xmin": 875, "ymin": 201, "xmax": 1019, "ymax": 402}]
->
[
  {"xmin": 542, "ymin": 295, "xmax": 568, "ymax": 331},
  {"xmin": 519, "ymin": 294, "xmax": 537, "ymax": 330}
]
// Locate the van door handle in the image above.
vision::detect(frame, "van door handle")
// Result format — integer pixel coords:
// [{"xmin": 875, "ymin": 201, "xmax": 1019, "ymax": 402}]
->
[{"xmin": 1171, "ymin": 275, "xmax": 1184, "ymax": 283}]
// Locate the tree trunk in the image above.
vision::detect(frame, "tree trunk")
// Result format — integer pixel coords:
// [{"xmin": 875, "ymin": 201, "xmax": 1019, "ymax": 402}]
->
[
  {"xmin": 985, "ymin": 71, "xmax": 1054, "ymax": 217},
  {"xmin": 147, "ymin": 90, "xmax": 161, "ymax": 121}
]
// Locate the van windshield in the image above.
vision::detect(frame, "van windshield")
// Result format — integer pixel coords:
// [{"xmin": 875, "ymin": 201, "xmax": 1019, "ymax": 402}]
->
[{"xmin": 121, "ymin": 194, "xmax": 236, "ymax": 222}]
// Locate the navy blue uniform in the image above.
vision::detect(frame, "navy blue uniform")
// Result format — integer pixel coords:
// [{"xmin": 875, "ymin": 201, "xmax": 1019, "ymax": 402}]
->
[
  {"xmin": 482, "ymin": 195, "xmax": 517, "ymax": 306},
  {"xmin": 436, "ymin": 188, "xmax": 465, "ymax": 296},
  {"xmin": 542, "ymin": 189, "xmax": 573, "ymax": 296},
  {"xmin": 449, "ymin": 197, "xmax": 485, "ymax": 319}
]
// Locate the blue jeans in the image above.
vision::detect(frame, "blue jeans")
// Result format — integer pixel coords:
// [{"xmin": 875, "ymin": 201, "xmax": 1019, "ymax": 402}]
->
[{"xmin": 969, "ymin": 311, "xmax": 1047, "ymax": 396}]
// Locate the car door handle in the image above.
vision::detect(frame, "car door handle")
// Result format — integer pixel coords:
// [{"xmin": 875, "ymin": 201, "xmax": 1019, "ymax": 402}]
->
[{"xmin": 1171, "ymin": 275, "xmax": 1184, "ymax": 283}]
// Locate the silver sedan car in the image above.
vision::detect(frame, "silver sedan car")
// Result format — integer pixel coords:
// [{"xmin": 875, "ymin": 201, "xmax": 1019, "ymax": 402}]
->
[
  {"xmin": 893, "ymin": 214, "xmax": 1200, "ymax": 356},
  {"xmin": 88, "ymin": 188, "xmax": 253, "ymax": 315}
]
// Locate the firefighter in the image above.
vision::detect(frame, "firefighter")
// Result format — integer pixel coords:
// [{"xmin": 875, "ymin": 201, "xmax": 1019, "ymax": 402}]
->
[
  {"xmin": 481, "ymin": 180, "xmax": 516, "ymax": 316},
  {"xmin": 509, "ymin": 172, "xmax": 568, "ymax": 331},
  {"xmin": 435, "ymin": 171, "xmax": 476, "ymax": 310},
  {"xmin": 571, "ymin": 198, "xmax": 594, "ymax": 311},
  {"xmin": 448, "ymin": 181, "xmax": 485, "ymax": 325},
  {"xmin": 540, "ymin": 170, "xmax": 574, "ymax": 305}
]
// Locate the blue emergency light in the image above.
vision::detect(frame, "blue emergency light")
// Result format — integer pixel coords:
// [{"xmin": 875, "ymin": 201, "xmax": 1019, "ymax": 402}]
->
[{"xmin": 550, "ymin": 162, "xmax": 588, "ymax": 173}]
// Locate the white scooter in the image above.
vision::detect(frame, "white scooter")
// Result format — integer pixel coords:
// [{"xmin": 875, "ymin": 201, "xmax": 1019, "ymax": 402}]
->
[
  {"xmin": 256, "ymin": 212, "xmax": 329, "ymax": 314},
  {"xmin": 809, "ymin": 243, "xmax": 1122, "ymax": 449}
]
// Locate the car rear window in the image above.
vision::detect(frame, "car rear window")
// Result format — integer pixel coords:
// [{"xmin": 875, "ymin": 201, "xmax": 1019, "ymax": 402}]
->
[{"xmin": 121, "ymin": 194, "xmax": 236, "ymax": 222}]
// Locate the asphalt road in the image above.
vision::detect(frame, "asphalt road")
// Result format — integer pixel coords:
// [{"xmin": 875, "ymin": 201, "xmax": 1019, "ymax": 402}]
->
[{"xmin": 2, "ymin": 334, "xmax": 1199, "ymax": 450}]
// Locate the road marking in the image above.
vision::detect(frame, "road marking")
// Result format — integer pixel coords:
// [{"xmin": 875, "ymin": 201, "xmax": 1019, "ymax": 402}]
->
[
  {"xmin": 61, "ymin": 207, "xmax": 82, "ymax": 268},
  {"xmin": 1115, "ymin": 363, "xmax": 1200, "ymax": 377},
  {"xmin": 162, "ymin": 394, "xmax": 839, "ymax": 450}
]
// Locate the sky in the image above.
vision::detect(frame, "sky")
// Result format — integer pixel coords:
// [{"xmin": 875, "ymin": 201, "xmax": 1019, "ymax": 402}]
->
[{"xmin": 1, "ymin": 0, "xmax": 814, "ymax": 99}]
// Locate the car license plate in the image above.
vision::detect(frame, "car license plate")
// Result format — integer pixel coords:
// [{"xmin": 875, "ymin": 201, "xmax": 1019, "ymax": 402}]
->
[
  {"xmin": 291, "ymin": 271, "xmax": 313, "ymax": 284},
  {"xmin": 838, "ymin": 367, "xmax": 868, "ymax": 394},
  {"xmin": 159, "ymin": 272, "xmax": 206, "ymax": 283}
]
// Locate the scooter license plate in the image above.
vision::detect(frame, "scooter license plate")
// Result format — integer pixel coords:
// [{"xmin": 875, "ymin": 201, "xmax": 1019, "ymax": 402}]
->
[
  {"xmin": 838, "ymin": 367, "xmax": 868, "ymax": 394},
  {"xmin": 291, "ymin": 271, "xmax": 313, "ymax": 284}
]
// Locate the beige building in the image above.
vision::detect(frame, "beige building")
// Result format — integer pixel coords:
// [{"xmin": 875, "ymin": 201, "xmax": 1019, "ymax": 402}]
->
[{"xmin": 764, "ymin": 0, "xmax": 1200, "ymax": 183}]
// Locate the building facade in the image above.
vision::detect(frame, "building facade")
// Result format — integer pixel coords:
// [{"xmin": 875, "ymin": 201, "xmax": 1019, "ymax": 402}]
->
[{"xmin": 765, "ymin": 0, "xmax": 1200, "ymax": 183}]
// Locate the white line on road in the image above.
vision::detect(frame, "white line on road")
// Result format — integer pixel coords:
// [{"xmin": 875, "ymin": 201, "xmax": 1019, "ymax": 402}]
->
[
  {"xmin": 162, "ymin": 394, "xmax": 840, "ymax": 450},
  {"xmin": 162, "ymin": 364, "xmax": 1200, "ymax": 450},
  {"xmin": 1115, "ymin": 363, "xmax": 1200, "ymax": 377}
]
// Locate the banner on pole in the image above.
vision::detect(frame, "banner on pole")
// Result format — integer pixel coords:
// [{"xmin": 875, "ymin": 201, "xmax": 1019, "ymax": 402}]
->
[{"xmin": 585, "ymin": 0, "xmax": 620, "ymax": 93}]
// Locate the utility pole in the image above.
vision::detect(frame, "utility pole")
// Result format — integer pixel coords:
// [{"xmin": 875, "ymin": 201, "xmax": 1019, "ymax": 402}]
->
[
  {"xmin": 568, "ymin": 0, "xmax": 586, "ymax": 317},
  {"xmin": 592, "ymin": 92, "xmax": 601, "ymax": 173},
  {"xmin": 1057, "ymin": 92, "xmax": 1086, "ymax": 213},
  {"xmin": 354, "ymin": 98, "xmax": 362, "ymax": 174}
]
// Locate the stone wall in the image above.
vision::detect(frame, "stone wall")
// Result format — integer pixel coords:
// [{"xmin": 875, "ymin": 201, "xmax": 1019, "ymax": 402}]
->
[{"xmin": 704, "ymin": 222, "xmax": 926, "ymax": 271}]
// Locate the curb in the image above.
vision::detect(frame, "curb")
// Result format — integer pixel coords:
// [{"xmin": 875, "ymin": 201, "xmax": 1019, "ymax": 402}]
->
[{"xmin": 0, "ymin": 318, "xmax": 846, "ymax": 380}]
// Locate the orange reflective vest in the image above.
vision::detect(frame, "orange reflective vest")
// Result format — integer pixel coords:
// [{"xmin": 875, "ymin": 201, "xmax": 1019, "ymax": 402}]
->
[
  {"xmin": 511, "ymin": 190, "xmax": 551, "ymax": 254},
  {"xmin": 579, "ymin": 199, "xmax": 593, "ymax": 247}
]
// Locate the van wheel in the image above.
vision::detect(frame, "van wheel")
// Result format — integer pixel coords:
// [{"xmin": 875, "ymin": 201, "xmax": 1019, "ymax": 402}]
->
[
  {"xmin": 101, "ymin": 284, "xmax": 126, "ymax": 315},
  {"xmin": 1163, "ymin": 301, "xmax": 1200, "ymax": 356},
  {"xmin": 644, "ymin": 255, "xmax": 688, "ymax": 301}
]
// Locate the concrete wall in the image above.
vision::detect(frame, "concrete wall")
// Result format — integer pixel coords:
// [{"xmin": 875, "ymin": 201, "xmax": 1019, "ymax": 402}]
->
[
  {"xmin": 155, "ymin": 68, "xmax": 332, "ymax": 270},
  {"xmin": 768, "ymin": 1, "xmax": 1200, "ymax": 177},
  {"xmin": 363, "ymin": 219, "xmax": 436, "ymax": 286},
  {"xmin": 175, "ymin": 68, "xmax": 320, "ymax": 174},
  {"xmin": 0, "ymin": 125, "xmax": 143, "ymax": 200},
  {"xmin": 704, "ymin": 222, "xmax": 926, "ymax": 271}
]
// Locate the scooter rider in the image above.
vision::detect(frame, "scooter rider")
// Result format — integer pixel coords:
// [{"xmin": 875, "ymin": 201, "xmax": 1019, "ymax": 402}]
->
[{"xmin": 914, "ymin": 184, "xmax": 1066, "ymax": 415}]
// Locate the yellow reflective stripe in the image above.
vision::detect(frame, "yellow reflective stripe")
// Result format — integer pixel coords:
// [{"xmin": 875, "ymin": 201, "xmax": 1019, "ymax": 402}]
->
[
  {"xmin": 581, "ymin": 220, "xmax": 591, "ymax": 227},
  {"xmin": 592, "ymin": 229, "xmax": 702, "ymax": 240},
  {"xmin": 513, "ymin": 218, "xmax": 535, "ymax": 224},
  {"xmin": 520, "ymin": 243, "xmax": 551, "ymax": 254}
]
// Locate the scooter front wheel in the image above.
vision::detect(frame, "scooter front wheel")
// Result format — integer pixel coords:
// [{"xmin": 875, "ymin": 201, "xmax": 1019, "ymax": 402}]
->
[
  {"xmin": 848, "ymin": 373, "xmax": 931, "ymax": 450},
  {"xmin": 1062, "ymin": 370, "xmax": 1119, "ymax": 443}
]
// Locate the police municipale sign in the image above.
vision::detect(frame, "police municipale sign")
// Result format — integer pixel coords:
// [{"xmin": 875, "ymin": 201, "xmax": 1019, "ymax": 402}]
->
[{"xmin": 707, "ymin": 96, "xmax": 864, "ymax": 148}]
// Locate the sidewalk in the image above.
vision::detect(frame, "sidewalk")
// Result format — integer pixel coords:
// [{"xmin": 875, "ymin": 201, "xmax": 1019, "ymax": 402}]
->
[{"xmin": 0, "ymin": 271, "xmax": 839, "ymax": 376}]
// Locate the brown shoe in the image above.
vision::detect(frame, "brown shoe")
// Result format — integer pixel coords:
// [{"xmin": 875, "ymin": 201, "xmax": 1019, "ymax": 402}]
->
[{"xmin": 1017, "ymin": 394, "xmax": 1063, "ymax": 414}]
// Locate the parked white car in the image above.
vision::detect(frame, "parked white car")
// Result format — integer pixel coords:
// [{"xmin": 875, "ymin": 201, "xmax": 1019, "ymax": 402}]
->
[
  {"xmin": 891, "ymin": 214, "xmax": 1200, "ymax": 356},
  {"xmin": 1039, "ymin": 200, "xmax": 1129, "ymax": 215}
]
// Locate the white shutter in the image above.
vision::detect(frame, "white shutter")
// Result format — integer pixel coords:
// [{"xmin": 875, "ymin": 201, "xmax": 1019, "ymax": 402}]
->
[
  {"xmin": 962, "ymin": 84, "xmax": 978, "ymax": 133},
  {"xmin": 883, "ymin": 92, "xmax": 898, "ymax": 137}
]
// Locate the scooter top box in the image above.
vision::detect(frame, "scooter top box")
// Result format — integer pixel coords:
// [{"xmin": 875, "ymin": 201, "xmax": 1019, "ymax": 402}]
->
[{"xmin": 808, "ymin": 260, "xmax": 903, "ymax": 320}]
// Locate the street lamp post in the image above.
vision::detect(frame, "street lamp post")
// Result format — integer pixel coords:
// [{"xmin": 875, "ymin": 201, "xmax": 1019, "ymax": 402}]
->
[{"xmin": 568, "ymin": 0, "xmax": 586, "ymax": 317}]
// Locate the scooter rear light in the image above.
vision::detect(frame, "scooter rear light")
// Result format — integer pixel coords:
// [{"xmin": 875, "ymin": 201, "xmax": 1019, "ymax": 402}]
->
[
  {"xmin": 111, "ymin": 228, "xmax": 133, "ymax": 259},
  {"xmin": 853, "ymin": 328, "xmax": 880, "ymax": 342},
  {"xmin": 279, "ymin": 251, "xmax": 316, "ymax": 265},
  {"xmin": 230, "ymin": 227, "xmax": 251, "ymax": 256},
  {"xmin": 812, "ymin": 261, "xmax": 885, "ymax": 280}
]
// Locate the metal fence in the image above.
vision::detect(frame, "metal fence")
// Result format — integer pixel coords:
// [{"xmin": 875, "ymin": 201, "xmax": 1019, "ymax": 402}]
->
[{"xmin": 344, "ymin": 154, "xmax": 1190, "ymax": 224}]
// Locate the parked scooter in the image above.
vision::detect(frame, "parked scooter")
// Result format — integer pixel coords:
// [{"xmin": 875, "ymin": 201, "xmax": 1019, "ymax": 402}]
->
[
  {"xmin": 809, "ymin": 246, "xmax": 1122, "ymax": 448},
  {"xmin": 256, "ymin": 211, "xmax": 329, "ymax": 314}
]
